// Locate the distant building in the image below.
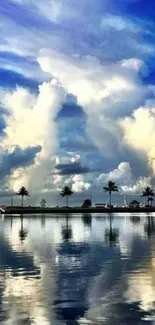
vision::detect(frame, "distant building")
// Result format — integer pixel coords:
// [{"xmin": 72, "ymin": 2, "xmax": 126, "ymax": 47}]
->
[
  {"xmin": 95, "ymin": 203, "xmax": 106, "ymax": 208},
  {"xmin": 129, "ymin": 200, "xmax": 140, "ymax": 208}
]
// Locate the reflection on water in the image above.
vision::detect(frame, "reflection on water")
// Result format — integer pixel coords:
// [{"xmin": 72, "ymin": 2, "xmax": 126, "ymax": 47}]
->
[
  {"xmin": 104, "ymin": 215, "xmax": 119, "ymax": 246},
  {"xmin": 1, "ymin": 213, "xmax": 155, "ymax": 324},
  {"xmin": 144, "ymin": 216, "xmax": 155, "ymax": 238},
  {"xmin": 82, "ymin": 214, "xmax": 92, "ymax": 229},
  {"xmin": 130, "ymin": 215, "xmax": 141, "ymax": 224},
  {"xmin": 19, "ymin": 214, "xmax": 28, "ymax": 241},
  {"xmin": 61, "ymin": 215, "xmax": 73, "ymax": 242}
]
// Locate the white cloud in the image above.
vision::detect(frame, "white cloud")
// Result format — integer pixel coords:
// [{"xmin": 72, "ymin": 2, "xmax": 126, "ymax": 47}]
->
[
  {"xmin": 38, "ymin": 49, "xmax": 142, "ymax": 107},
  {"xmin": 0, "ymin": 0, "xmax": 154, "ymax": 203},
  {"xmin": 53, "ymin": 175, "xmax": 63, "ymax": 185},
  {"xmin": 120, "ymin": 106, "xmax": 155, "ymax": 172},
  {"xmin": 71, "ymin": 154, "xmax": 81, "ymax": 163},
  {"xmin": 0, "ymin": 80, "xmax": 66, "ymax": 192},
  {"xmin": 40, "ymin": 153, "xmax": 91, "ymax": 195},
  {"xmin": 121, "ymin": 176, "xmax": 152, "ymax": 194},
  {"xmin": 72, "ymin": 175, "xmax": 90, "ymax": 193},
  {"xmin": 3, "ymin": 80, "xmax": 65, "ymax": 154},
  {"xmin": 96, "ymin": 162, "xmax": 152, "ymax": 195},
  {"xmin": 38, "ymin": 49, "xmax": 150, "ymax": 158},
  {"xmin": 97, "ymin": 162, "xmax": 133, "ymax": 186}
]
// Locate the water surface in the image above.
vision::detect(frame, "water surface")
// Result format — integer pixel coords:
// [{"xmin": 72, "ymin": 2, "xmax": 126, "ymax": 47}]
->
[{"xmin": 0, "ymin": 213, "xmax": 155, "ymax": 324}]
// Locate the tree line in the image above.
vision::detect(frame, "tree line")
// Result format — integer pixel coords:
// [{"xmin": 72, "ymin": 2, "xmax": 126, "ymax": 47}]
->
[{"xmin": 16, "ymin": 182, "xmax": 155, "ymax": 207}]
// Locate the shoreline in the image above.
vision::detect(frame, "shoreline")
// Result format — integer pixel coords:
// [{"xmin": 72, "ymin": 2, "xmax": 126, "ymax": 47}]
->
[{"xmin": 3, "ymin": 206, "xmax": 155, "ymax": 215}]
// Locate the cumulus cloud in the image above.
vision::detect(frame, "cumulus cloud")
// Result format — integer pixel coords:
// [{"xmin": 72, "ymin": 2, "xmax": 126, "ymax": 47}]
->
[
  {"xmin": 0, "ymin": 79, "xmax": 66, "ymax": 192},
  {"xmin": 96, "ymin": 162, "xmax": 152, "ymax": 195},
  {"xmin": 121, "ymin": 176, "xmax": 152, "ymax": 194},
  {"xmin": 41, "ymin": 154, "xmax": 92, "ymax": 195},
  {"xmin": 38, "ymin": 49, "xmax": 146, "ymax": 109},
  {"xmin": 42, "ymin": 172, "xmax": 91, "ymax": 195},
  {"xmin": 1, "ymin": 0, "xmax": 155, "ymax": 203},
  {"xmin": 38, "ymin": 49, "xmax": 152, "ymax": 162},
  {"xmin": 96, "ymin": 162, "xmax": 133, "ymax": 186},
  {"xmin": 72, "ymin": 175, "xmax": 91, "ymax": 193},
  {"xmin": 120, "ymin": 105, "xmax": 155, "ymax": 172},
  {"xmin": 3, "ymin": 80, "xmax": 65, "ymax": 154}
]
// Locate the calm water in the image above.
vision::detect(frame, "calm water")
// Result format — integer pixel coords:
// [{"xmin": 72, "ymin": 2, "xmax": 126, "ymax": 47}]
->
[{"xmin": 0, "ymin": 213, "xmax": 155, "ymax": 324}]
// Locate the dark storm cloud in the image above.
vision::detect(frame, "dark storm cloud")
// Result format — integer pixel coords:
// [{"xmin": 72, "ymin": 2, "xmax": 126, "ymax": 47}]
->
[
  {"xmin": 0, "ymin": 145, "xmax": 42, "ymax": 179},
  {"xmin": 54, "ymin": 161, "xmax": 90, "ymax": 176}
]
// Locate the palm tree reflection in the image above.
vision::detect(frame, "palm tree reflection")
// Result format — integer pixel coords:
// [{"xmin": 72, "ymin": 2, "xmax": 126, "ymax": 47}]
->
[
  {"xmin": 11, "ymin": 215, "xmax": 13, "ymax": 230},
  {"xmin": 130, "ymin": 216, "xmax": 141, "ymax": 224},
  {"xmin": 82, "ymin": 214, "xmax": 92, "ymax": 228},
  {"xmin": 41, "ymin": 214, "xmax": 46, "ymax": 227},
  {"xmin": 105, "ymin": 214, "xmax": 119, "ymax": 246},
  {"xmin": 144, "ymin": 216, "xmax": 155, "ymax": 238},
  {"xmin": 19, "ymin": 214, "xmax": 28, "ymax": 241},
  {"xmin": 61, "ymin": 214, "xmax": 72, "ymax": 242}
]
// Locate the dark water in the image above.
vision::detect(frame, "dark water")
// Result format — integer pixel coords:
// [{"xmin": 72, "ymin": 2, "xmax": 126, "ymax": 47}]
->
[{"xmin": 1, "ymin": 213, "xmax": 155, "ymax": 324}]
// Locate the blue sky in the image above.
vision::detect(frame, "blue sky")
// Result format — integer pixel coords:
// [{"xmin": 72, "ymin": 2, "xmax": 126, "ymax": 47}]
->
[{"xmin": 0, "ymin": 0, "xmax": 155, "ymax": 205}]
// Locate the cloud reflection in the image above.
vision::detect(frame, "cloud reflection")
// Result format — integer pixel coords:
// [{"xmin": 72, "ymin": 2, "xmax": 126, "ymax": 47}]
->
[{"xmin": 0, "ymin": 214, "xmax": 155, "ymax": 324}]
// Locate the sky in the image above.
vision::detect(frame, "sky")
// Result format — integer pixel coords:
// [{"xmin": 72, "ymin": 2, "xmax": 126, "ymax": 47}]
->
[{"xmin": 1, "ymin": 0, "xmax": 155, "ymax": 205}]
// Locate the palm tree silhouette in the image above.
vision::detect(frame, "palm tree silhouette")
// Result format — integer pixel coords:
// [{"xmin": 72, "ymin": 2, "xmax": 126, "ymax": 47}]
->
[
  {"xmin": 60, "ymin": 186, "xmax": 74, "ymax": 207},
  {"xmin": 17, "ymin": 186, "xmax": 29, "ymax": 207},
  {"xmin": 103, "ymin": 181, "xmax": 118, "ymax": 206},
  {"xmin": 141, "ymin": 187, "xmax": 154, "ymax": 206}
]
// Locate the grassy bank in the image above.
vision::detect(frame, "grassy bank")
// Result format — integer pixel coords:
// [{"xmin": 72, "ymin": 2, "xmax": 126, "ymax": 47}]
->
[{"xmin": 3, "ymin": 206, "xmax": 155, "ymax": 214}]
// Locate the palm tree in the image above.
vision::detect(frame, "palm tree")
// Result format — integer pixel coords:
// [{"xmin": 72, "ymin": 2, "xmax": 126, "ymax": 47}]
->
[
  {"xmin": 141, "ymin": 187, "xmax": 154, "ymax": 206},
  {"xmin": 40, "ymin": 198, "xmax": 47, "ymax": 208},
  {"xmin": 103, "ymin": 181, "xmax": 118, "ymax": 206},
  {"xmin": 17, "ymin": 186, "xmax": 29, "ymax": 207},
  {"xmin": 60, "ymin": 186, "xmax": 74, "ymax": 207}
]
